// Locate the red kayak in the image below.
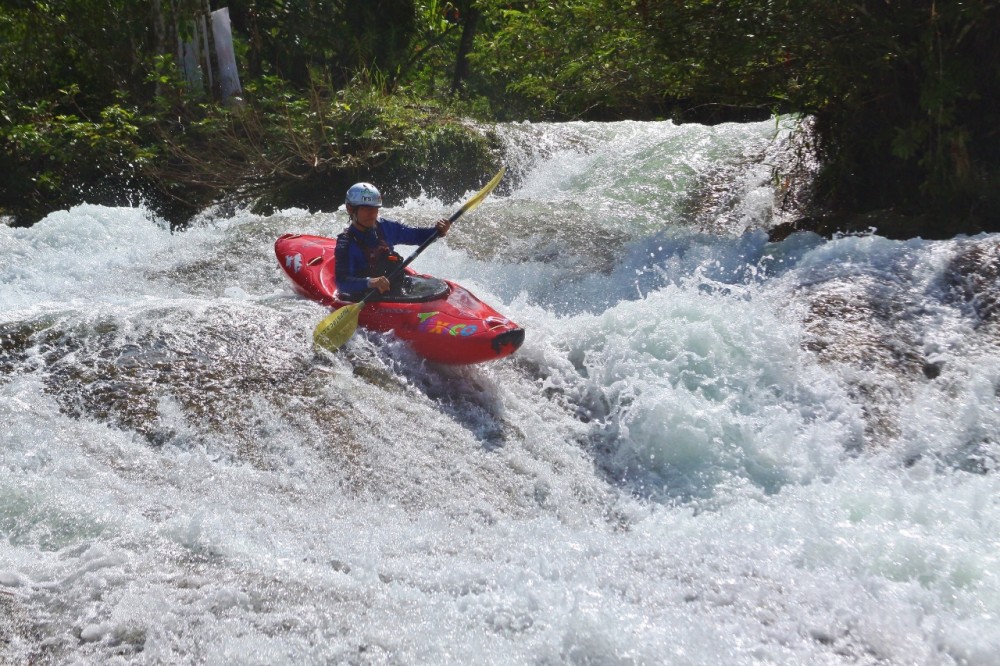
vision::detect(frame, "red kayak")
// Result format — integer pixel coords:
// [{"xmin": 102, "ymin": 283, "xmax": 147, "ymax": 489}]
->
[{"xmin": 275, "ymin": 234, "xmax": 525, "ymax": 364}]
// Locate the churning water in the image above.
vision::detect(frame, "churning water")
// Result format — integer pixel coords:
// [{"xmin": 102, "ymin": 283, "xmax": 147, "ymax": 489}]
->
[{"xmin": 2, "ymin": 118, "xmax": 1000, "ymax": 664}]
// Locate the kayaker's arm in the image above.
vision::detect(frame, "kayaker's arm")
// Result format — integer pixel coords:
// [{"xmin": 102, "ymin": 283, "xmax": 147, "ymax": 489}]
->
[{"xmin": 381, "ymin": 219, "xmax": 449, "ymax": 246}]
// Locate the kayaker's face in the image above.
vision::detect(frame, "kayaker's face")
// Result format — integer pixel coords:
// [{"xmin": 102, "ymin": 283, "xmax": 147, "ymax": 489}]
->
[{"xmin": 351, "ymin": 205, "xmax": 379, "ymax": 230}]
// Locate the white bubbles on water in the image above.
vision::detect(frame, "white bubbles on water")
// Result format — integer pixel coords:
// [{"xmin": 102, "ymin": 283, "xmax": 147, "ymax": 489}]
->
[{"xmin": 4, "ymin": 118, "xmax": 1000, "ymax": 664}]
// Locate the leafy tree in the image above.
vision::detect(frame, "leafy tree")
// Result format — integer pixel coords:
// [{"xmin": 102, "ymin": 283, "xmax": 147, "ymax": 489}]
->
[
  {"xmin": 0, "ymin": 1, "xmax": 161, "ymax": 222},
  {"xmin": 469, "ymin": 0, "xmax": 677, "ymax": 119},
  {"xmin": 0, "ymin": 0, "xmax": 427, "ymax": 224},
  {"xmin": 225, "ymin": 0, "xmax": 417, "ymax": 88},
  {"xmin": 0, "ymin": 0, "xmax": 154, "ymax": 112}
]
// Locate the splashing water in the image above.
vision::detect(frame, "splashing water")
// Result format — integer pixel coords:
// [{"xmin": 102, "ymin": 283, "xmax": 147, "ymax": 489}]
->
[{"xmin": 2, "ymin": 118, "xmax": 1000, "ymax": 664}]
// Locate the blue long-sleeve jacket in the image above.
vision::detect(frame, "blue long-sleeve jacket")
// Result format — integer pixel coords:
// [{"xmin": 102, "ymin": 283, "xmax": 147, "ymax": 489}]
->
[{"xmin": 334, "ymin": 218, "xmax": 437, "ymax": 295}]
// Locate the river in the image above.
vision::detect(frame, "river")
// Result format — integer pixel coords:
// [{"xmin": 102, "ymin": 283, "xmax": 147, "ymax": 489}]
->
[{"xmin": 2, "ymin": 117, "xmax": 999, "ymax": 664}]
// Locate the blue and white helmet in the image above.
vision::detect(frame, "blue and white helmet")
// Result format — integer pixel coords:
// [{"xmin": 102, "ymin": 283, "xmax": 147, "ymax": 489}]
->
[{"xmin": 346, "ymin": 182, "xmax": 382, "ymax": 207}]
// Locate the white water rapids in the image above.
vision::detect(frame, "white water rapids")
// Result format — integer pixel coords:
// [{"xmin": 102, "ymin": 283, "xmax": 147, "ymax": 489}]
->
[{"xmin": 2, "ymin": 118, "xmax": 1000, "ymax": 664}]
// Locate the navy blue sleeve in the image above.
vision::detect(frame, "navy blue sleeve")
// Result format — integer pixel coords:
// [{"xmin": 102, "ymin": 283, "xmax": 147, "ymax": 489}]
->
[{"xmin": 378, "ymin": 218, "xmax": 437, "ymax": 247}]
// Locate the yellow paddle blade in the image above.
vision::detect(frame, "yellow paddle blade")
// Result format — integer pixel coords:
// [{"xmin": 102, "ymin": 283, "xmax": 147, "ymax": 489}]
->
[
  {"xmin": 313, "ymin": 302, "xmax": 364, "ymax": 351},
  {"xmin": 451, "ymin": 165, "xmax": 506, "ymax": 221}
]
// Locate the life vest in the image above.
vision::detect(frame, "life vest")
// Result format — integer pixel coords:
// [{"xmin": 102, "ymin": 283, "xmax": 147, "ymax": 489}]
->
[{"xmin": 347, "ymin": 222, "xmax": 404, "ymax": 278}]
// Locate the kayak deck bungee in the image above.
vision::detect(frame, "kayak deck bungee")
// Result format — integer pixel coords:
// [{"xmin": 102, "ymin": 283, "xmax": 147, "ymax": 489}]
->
[{"xmin": 275, "ymin": 233, "xmax": 525, "ymax": 364}]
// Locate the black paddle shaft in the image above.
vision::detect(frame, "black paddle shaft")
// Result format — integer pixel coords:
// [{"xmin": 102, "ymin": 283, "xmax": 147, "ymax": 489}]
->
[{"xmin": 355, "ymin": 206, "xmax": 468, "ymax": 306}]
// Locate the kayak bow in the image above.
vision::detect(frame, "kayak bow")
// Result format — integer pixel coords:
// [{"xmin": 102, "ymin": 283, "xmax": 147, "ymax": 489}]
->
[{"xmin": 275, "ymin": 233, "xmax": 524, "ymax": 364}]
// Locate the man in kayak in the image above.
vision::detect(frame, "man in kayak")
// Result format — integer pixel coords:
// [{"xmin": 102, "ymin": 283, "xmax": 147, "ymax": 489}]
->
[{"xmin": 334, "ymin": 182, "xmax": 451, "ymax": 300}]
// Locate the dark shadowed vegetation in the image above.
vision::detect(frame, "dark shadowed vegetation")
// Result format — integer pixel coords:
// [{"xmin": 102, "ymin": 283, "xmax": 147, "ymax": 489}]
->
[{"xmin": 1, "ymin": 1, "xmax": 997, "ymax": 235}]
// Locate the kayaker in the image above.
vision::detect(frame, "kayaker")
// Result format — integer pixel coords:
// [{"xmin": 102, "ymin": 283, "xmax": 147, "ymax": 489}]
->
[{"xmin": 334, "ymin": 182, "xmax": 451, "ymax": 300}]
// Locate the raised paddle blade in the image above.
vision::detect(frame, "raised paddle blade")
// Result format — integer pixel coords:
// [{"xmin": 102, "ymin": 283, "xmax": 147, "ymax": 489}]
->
[
  {"xmin": 448, "ymin": 165, "xmax": 506, "ymax": 222},
  {"xmin": 313, "ymin": 302, "xmax": 364, "ymax": 351}
]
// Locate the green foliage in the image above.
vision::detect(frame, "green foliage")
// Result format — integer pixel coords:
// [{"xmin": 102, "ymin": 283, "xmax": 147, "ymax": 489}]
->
[
  {"xmin": 2, "ymin": 0, "xmax": 998, "ymax": 229},
  {"xmin": 398, "ymin": 0, "xmax": 466, "ymax": 97},
  {"xmin": 466, "ymin": 1, "xmax": 695, "ymax": 119},
  {"xmin": 226, "ymin": 0, "xmax": 418, "ymax": 87},
  {"xmin": 0, "ymin": 85, "xmax": 158, "ymax": 223},
  {"xmin": 0, "ymin": 0, "xmax": 153, "ymax": 110},
  {"xmin": 142, "ymin": 73, "xmax": 496, "ymax": 216}
]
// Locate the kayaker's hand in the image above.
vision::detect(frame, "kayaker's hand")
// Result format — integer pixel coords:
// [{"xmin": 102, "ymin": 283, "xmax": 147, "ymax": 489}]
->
[
  {"xmin": 435, "ymin": 218, "xmax": 452, "ymax": 237},
  {"xmin": 368, "ymin": 276, "xmax": 390, "ymax": 293}
]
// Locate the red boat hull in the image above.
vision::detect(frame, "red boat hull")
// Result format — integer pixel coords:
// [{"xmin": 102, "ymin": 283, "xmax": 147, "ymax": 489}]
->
[{"xmin": 275, "ymin": 234, "xmax": 524, "ymax": 364}]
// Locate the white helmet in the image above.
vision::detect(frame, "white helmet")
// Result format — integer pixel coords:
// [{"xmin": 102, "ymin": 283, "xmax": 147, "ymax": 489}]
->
[{"xmin": 346, "ymin": 182, "xmax": 382, "ymax": 207}]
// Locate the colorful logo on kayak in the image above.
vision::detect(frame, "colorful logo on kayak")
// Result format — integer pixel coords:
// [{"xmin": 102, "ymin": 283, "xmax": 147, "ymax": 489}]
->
[
  {"xmin": 417, "ymin": 311, "xmax": 477, "ymax": 336},
  {"xmin": 285, "ymin": 253, "xmax": 303, "ymax": 273}
]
